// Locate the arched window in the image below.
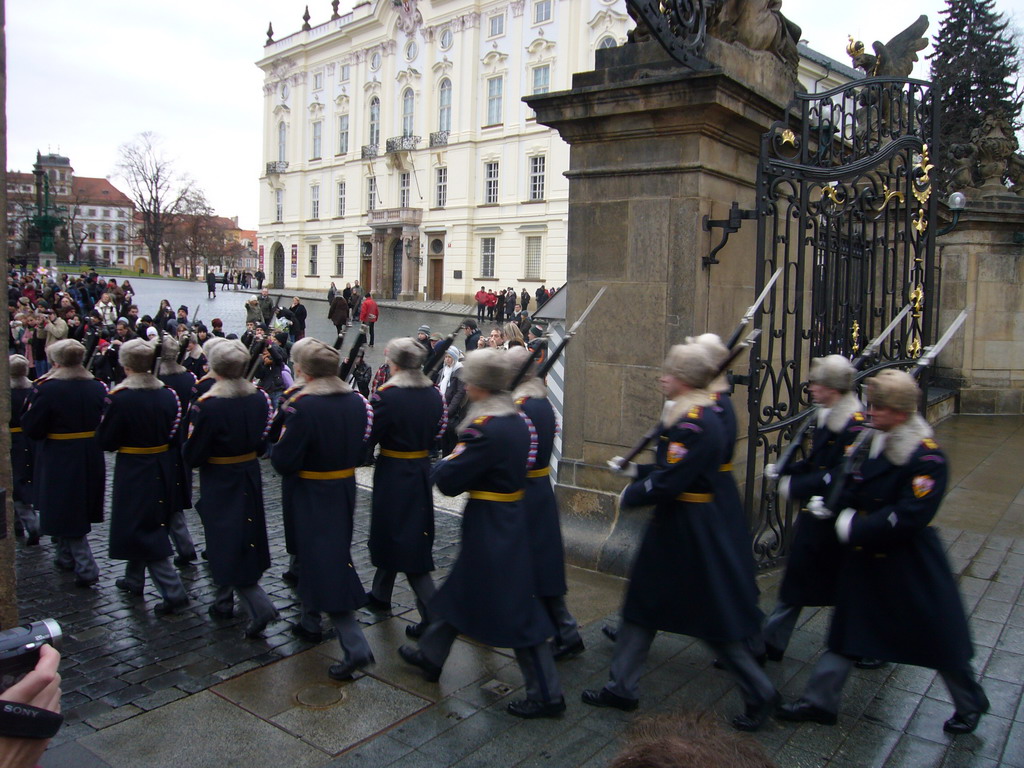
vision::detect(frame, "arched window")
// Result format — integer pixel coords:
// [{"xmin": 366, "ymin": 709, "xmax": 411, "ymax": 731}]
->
[
  {"xmin": 402, "ymin": 88, "xmax": 415, "ymax": 137},
  {"xmin": 438, "ymin": 78, "xmax": 452, "ymax": 133},
  {"xmin": 369, "ymin": 97, "xmax": 380, "ymax": 146},
  {"xmin": 277, "ymin": 122, "xmax": 287, "ymax": 162},
  {"xmin": 597, "ymin": 36, "xmax": 617, "ymax": 49}
]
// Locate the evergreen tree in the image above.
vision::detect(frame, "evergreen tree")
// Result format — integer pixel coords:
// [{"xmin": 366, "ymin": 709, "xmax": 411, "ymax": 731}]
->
[{"xmin": 928, "ymin": 0, "xmax": 1022, "ymax": 187}]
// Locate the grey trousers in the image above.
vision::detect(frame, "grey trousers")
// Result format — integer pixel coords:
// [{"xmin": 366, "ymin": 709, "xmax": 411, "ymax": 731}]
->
[
  {"xmin": 418, "ymin": 620, "xmax": 563, "ymax": 702},
  {"xmin": 123, "ymin": 559, "xmax": 187, "ymax": 603},
  {"xmin": 762, "ymin": 601, "xmax": 802, "ymax": 652},
  {"xmin": 297, "ymin": 606, "xmax": 373, "ymax": 663},
  {"xmin": 14, "ymin": 502, "xmax": 39, "ymax": 539},
  {"xmin": 54, "ymin": 536, "xmax": 98, "ymax": 582},
  {"xmin": 213, "ymin": 583, "xmax": 277, "ymax": 623},
  {"xmin": 370, "ymin": 569, "xmax": 436, "ymax": 624},
  {"xmin": 606, "ymin": 621, "xmax": 776, "ymax": 708},
  {"xmin": 802, "ymin": 651, "xmax": 988, "ymax": 715},
  {"xmin": 542, "ymin": 595, "xmax": 581, "ymax": 648},
  {"xmin": 167, "ymin": 510, "xmax": 196, "ymax": 560}
]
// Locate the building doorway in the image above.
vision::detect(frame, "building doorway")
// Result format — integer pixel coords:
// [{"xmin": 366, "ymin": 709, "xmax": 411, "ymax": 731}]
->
[
  {"xmin": 428, "ymin": 258, "xmax": 443, "ymax": 301},
  {"xmin": 391, "ymin": 240, "xmax": 403, "ymax": 299},
  {"xmin": 272, "ymin": 243, "xmax": 285, "ymax": 288}
]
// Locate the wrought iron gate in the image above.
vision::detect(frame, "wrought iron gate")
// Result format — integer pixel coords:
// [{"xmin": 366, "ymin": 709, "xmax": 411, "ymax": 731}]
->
[{"xmin": 744, "ymin": 76, "xmax": 940, "ymax": 565}]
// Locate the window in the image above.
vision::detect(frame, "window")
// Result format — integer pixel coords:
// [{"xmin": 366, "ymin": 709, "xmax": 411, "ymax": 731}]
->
[
  {"xmin": 341, "ymin": 63, "xmax": 350, "ymax": 81},
  {"xmin": 367, "ymin": 177, "xmax": 377, "ymax": 211},
  {"xmin": 310, "ymin": 184, "xmax": 320, "ymax": 219},
  {"xmin": 335, "ymin": 243, "xmax": 344, "ymax": 275},
  {"xmin": 370, "ymin": 52, "xmax": 381, "ymax": 71},
  {"xmin": 311, "ymin": 120, "xmax": 323, "ymax": 159},
  {"xmin": 597, "ymin": 36, "xmax": 617, "ymax": 49},
  {"xmin": 313, "ymin": 72, "xmax": 323, "ymax": 90},
  {"xmin": 440, "ymin": 28, "xmax": 453, "ymax": 50},
  {"xmin": 529, "ymin": 156, "xmax": 545, "ymax": 201},
  {"xmin": 486, "ymin": 76, "xmax": 503, "ymax": 125},
  {"xmin": 277, "ymin": 122, "xmax": 287, "ymax": 162},
  {"xmin": 400, "ymin": 172, "xmax": 411, "ymax": 208},
  {"xmin": 489, "ymin": 14, "xmax": 504, "ymax": 37},
  {"xmin": 88, "ymin": 208, "xmax": 96, "ymax": 217},
  {"xmin": 103, "ymin": 208, "xmax": 111, "ymax": 218},
  {"xmin": 481, "ymin": 237, "xmax": 496, "ymax": 277},
  {"xmin": 484, "ymin": 161, "xmax": 499, "ymax": 204},
  {"xmin": 368, "ymin": 97, "xmax": 380, "ymax": 146},
  {"xmin": 101, "ymin": 225, "xmax": 111, "ymax": 241},
  {"xmin": 525, "ymin": 236, "xmax": 542, "ymax": 279},
  {"xmin": 275, "ymin": 190, "xmax": 284, "ymax": 221},
  {"xmin": 337, "ymin": 181, "xmax": 346, "ymax": 216},
  {"xmin": 402, "ymin": 88, "xmax": 415, "ymax": 136},
  {"xmin": 436, "ymin": 167, "xmax": 447, "ymax": 208},
  {"xmin": 405, "ymin": 40, "xmax": 418, "ymax": 60},
  {"xmin": 337, "ymin": 114, "xmax": 349, "ymax": 154},
  {"xmin": 309, "ymin": 244, "xmax": 318, "ymax": 275},
  {"xmin": 534, "ymin": 0, "xmax": 551, "ymax": 24},
  {"xmin": 438, "ymin": 78, "xmax": 452, "ymax": 132},
  {"xmin": 532, "ymin": 65, "xmax": 550, "ymax": 95}
]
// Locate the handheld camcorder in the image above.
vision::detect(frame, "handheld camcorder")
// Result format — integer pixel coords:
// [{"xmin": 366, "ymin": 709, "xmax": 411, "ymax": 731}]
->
[{"xmin": 0, "ymin": 619, "xmax": 62, "ymax": 690}]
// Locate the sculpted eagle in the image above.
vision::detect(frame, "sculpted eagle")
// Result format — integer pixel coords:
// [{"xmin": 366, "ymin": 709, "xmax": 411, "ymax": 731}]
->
[{"xmin": 847, "ymin": 15, "xmax": 929, "ymax": 78}]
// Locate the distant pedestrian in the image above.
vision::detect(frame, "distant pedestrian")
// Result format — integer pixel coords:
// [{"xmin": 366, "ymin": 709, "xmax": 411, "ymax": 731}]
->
[
  {"xmin": 206, "ymin": 271, "xmax": 217, "ymax": 299},
  {"xmin": 360, "ymin": 292, "xmax": 379, "ymax": 347},
  {"xmin": 254, "ymin": 269, "xmax": 265, "ymax": 290},
  {"xmin": 290, "ymin": 297, "xmax": 307, "ymax": 341},
  {"xmin": 474, "ymin": 286, "xmax": 488, "ymax": 322}
]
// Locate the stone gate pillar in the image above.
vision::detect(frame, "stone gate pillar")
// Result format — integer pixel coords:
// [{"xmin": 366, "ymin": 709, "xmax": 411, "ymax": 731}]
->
[{"xmin": 526, "ymin": 38, "xmax": 795, "ymax": 574}]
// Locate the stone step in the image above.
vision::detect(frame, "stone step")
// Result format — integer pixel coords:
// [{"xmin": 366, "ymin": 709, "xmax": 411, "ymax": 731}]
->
[{"xmin": 926, "ymin": 386, "xmax": 957, "ymax": 425}]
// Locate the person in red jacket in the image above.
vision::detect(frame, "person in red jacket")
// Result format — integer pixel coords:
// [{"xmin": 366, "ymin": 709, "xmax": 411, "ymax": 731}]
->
[
  {"xmin": 359, "ymin": 292, "xmax": 380, "ymax": 347},
  {"xmin": 474, "ymin": 287, "xmax": 488, "ymax": 322}
]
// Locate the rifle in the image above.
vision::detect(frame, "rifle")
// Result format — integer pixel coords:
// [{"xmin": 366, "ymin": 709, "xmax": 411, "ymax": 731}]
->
[
  {"xmin": 82, "ymin": 327, "xmax": 101, "ymax": 372},
  {"xmin": 530, "ymin": 286, "xmax": 607, "ymax": 383},
  {"xmin": 725, "ymin": 267, "xmax": 783, "ymax": 349},
  {"xmin": 423, "ymin": 321, "xmax": 468, "ymax": 379},
  {"xmin": 151, "ymin": 324, "xmax": 166, "ymax": 378},
  {"xmin": 339, "ymin": 325, "xmax": 369, "ymax": 380},
  {"xmin": 774, "ymin": 303, "xmax": 912, "ymax": 476},
  {"xmin": 176, "ymin": 306, "xmax": 200, "ymax": 365},
  {"xmin": 246, "ymin": 338, "xmax": 268, "ymax": 381},
  {"xmin": 821, "ymin": 306, "xmax": 971, "ymax": 512},
  {"xmin": 613, "ymin": 330, "xmax": 760, "ymax": 469}
]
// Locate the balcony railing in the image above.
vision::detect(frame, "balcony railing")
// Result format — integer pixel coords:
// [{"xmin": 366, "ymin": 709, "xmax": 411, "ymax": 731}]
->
[
  {"xmin": 361, "ymin": 144, "xmax": 379, "ymax": 159},
  {"xmin": 386, "ymin": 135, "xmax": 420, "ymax": 153},
  {"xmin": 367, "ymin": 207, "xmax": 423, "ymax": 227},
  {"xmin": 429, "ymin": 131, "xmax": 449, "ymax": 148},
  {"xmin": 265, "ymin": 161, "xmax": 289, "ymax": 174}
]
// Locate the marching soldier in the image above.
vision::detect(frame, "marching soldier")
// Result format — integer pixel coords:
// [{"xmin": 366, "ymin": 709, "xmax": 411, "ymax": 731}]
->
[
  {"xmin": 762, "ymin": 355, "xmax": 867, "ymax": 658},
  {"xmin": 21, "ymin": 339, "xmax": 107, "ymax": 586},
  {"xmin": 399, "ymin": 348, "xmax": 565, "ymax": 719},
  {"xmin": 97, "ymin": 339, "xmax": 190, "ymax": 615},
  {"xmin": 506, "ymin": 346, "xmax": 583, "ymax": 659},
  {"xmin": 270, "ymin": 341, "xmax": 376, "ymax": 680},
  {"xmin": 190, "ymin": 336, "xmax": 228, "ymax": 403},
  {"xmin": 586, "ymin": 343, "xmax": 777, "ymax": 732},
  {"xmin": 365, "ymin": 338, "xmax": 447, "ymax": 638},
  {"xmin": 157, "ymin": 336, "xmax": 199, "ymax": 566},
  {"xmin": 184, "ymin": 339, "xmax": 279, "ymax": 638},
  {"xmin": 778, "ymin": 370, "xmax": 989, "ymax": 735},
  {"xmin": 9, "ymin": 354, "xmax": 39, "ymax": 544}
]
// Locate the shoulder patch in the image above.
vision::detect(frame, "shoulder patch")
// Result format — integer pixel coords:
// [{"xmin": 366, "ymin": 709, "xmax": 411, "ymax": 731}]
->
[
  {"xmin": 378, "ymin": 381, "xmax": 394, "ymax": 391},
  {"xmin": 666, "ymin": 442, "xmax": 688, "ymax": 464},
  {"xmin": 687, "ymin": 406, "xmax": 703, "ymax": 419},
  {"xmin": 853, "ymin": 412, "xmax": 865, "ymax": 421},
  {"xmin": 197, "ymin": 392, "xmax": 213, "ymax": 402},
  {"xmin": 472, "ymin": 415, "xmax": 493, "ymax": 425},
  {"xmin": 912, "ymin": 474, "xmax": 935, "ymax": 498},
  {"xmin": 514, "ymin": 396, "xmax": 527, "ymax": 406},
  {"xmin": 922, "ymin": 438, "xmax": 938, "ymax": 449}
]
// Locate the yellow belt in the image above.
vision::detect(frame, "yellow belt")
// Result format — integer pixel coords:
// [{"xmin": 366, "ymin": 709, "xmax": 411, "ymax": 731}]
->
[
  {"xmin": 208, "ymin": 452, "xmax": 257, "ymax": 465},
  {"xmin": 676, "ymin": 492, "xmax": 714, "ymax": 503},
  {"xmin": 379, "ymin": 449, "xmax": 429, "ymax": 459},
  {"xmin": 297, "ymin": 468, "xmax": 355, "ymax": 480},
  {"xmin": 719, "ymin": 463, "xmax": 733, "ymax": 472},
  {"xmin": 9, "ymin": 427, "xmax": 22, "ymax": 433},
  {"xmin": 469, "ymin": 490, "xmax": 525, "ymax": 502},
  {"xmin": 46, "ymin": 431, "xmax": 95, "ymax": 440},
  {"xmin": 119, "ymin": 444, "xmax": 169, "ymax": 455},
  {"xmin": 527, "ymin": 467, "xmax": 551, "ymax": 478}
]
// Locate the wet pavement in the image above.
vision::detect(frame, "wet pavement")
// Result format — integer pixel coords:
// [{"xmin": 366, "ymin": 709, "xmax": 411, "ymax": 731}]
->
[{"xmin": 15, "ymin": 416, "xmax": 1024, "ymax": 768}]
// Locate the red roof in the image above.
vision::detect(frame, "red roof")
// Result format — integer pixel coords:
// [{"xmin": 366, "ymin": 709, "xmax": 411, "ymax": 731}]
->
[{"xmin": 5, "ymin": 171, "xmax": 134, "ymax": 208}]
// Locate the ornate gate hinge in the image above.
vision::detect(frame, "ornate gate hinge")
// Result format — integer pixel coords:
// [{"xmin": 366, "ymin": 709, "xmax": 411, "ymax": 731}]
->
[{"xmin": 702, "ymin": 202, "xmax": 758, "ymax": 267}]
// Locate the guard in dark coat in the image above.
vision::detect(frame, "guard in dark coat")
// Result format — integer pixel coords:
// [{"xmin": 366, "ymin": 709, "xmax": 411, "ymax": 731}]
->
[
  {"xmin": 584, "ymin": 344, "xmax": 777, "ymax": 732},
  {"xmin": 779, "ymin": 370, "xmax": 989, "ymax": 735},
  {"xmin": 97, "ymin": 339, "xmax": 189, "ymax": 614},
  {"xmin": 21, "ymin": 339, "xmax": 107, "ymax": 586},
  {"xmin": 506, "ymin": 346, "xmax": 583, "ymax": 660},
  {"xmin": 762, "ymin": 355, "xmax": 866, "ymax": 657},
  {"xmin": 399, "ymin": 348, "xmax": 565, "ymax": 720},
  {"xmin": 9, "ymin": 355, "xmax": 39, "ymax": 544},
  {"xmin": 157, "ymin": 336, "xmax": 199, "ymax": 566},
  {"xmin": 366, "ymin": 338, "xmax": 447, "ymax": 636},
  {"xmin": 271, "ymin": 340, "xmax": 376, "ymax": 680},
  {"xmin": 184, "ymin": 339, "xmax": 279, "ymax": 638}
]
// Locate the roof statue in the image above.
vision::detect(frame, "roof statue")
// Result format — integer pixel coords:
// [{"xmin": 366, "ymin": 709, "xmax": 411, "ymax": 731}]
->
[
  {"xmin": 708, "ymin": 0, "xmax": 802, "ymax": 71},
  {"xmin": 846, "ymin": 15, "xmax": 929, "ymax": 78}
]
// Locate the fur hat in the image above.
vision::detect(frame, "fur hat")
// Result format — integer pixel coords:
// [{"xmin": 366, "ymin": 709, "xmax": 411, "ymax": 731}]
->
[
  {"xmin": 866, "ymin": 369, "xmax": 920, "ymax": 413},
  {"xmin": 202, "ymin": 336, "xmax": 228, "ymax": 357},
  {"xmin": 9, "ymin": 354, "xmax": 30, "ymax": 378},
  {"xmin": 301, "ymin": 341, "xmax": 340, "ymax": 379},
  {"xmin": 663, "ymin": 343, "xmax": 717, "ymax": 389},
  {"xmin": 160, "ymin": 335, "xmax": 181, "ymax": 362},
  {"xmin": 207, "ymin": 339, "xmax": 249, "ymax": 379},
  {"xmin": 48, "ymin": 339, "xmax": 86, "ymax": 367},
  {"xmin": 119, "ymin": 338, "xmax": 156, "ymax": 372},
  {"xmin": 461, "ymin": 348, "xmax": 513, "ymax": 391},
  {"xmin": 386, "ymin": 337, "xmax": 427, "ymax": 370},
  {"xmin": 808, "ymin": 354, "xmax": 855, "ymax": 392},
  {"xmin": 289, "ymin": 336, "xmax": 320, "ymax": 372},
  {"xmin": 504, "ymin": 345, "xmax": 534, "ymax": 379},
  {"xmin": 685, "ymin": 333, "xmax": 729, "ymax": 393}
]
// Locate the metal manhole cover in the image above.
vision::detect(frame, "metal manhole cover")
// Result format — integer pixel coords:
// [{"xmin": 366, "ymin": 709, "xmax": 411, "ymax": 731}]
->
[
  {"xmin": 295, "ymin": 683, "xmax": 347, "ymax": 709},
  {"xmin": 480, "ymin": 679, "xmax": 514, "ymax": 697}
]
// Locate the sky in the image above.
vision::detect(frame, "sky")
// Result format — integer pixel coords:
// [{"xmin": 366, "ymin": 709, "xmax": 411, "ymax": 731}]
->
[{"xmin": 8, "ymin": 0, "xmax": 1024, "ymax": 227}]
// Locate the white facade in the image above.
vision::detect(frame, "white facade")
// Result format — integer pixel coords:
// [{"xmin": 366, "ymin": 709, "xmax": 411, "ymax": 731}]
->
[{"xmin": 256, "ymin": 0, "xmax": 630, "ymax": 302}]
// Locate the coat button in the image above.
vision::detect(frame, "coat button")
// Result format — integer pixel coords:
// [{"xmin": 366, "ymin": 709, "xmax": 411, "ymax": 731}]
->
[
  {"xmin": 250, "ymin": 544, "xmax": 255, "ymax": 548},
  {"xmin": 247, "ymin": 518, "xmax": 252, "ymax": 522}
]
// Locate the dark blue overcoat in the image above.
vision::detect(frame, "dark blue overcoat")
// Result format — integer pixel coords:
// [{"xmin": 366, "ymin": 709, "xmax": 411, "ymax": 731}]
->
[
  {"xmin": 10, "ymin": 386, "xmax": 34, "ymax": 505},
  {"xmin": 159, "ymin": 369, "xmax": 198, "ymax": 510}
]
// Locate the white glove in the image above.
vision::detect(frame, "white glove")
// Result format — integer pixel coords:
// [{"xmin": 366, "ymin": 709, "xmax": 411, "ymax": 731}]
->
[
  {"xmin": 835, "ymin": 508, "xmax": 856, "ymax": 543},
  {"xmin": 807, "ymin": 495, "xmax": 833, "ymax": 520},
  {"xmin": 764, "ymin": 463, "xmax": 779, "ymax": 481},
  {"xmin": 608, "ymin": 456, "xmax": 639, "ymax": 478}
]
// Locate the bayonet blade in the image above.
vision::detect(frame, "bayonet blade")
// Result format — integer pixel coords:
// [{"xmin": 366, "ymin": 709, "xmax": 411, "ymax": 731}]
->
[
  {"xmin": 743, "ymin": 267, "xmax": 783, "ymax": 322},
  {"xmin": 862, "ymin": 304, "xmax": 912, "ymax": 357},
  {"xmin": 917, "ymin": 306, "xmax": 971, "ymax": 368},
  {"xmin": 567, "ymin": 286, "xmax": 607, "ymax": 335}
]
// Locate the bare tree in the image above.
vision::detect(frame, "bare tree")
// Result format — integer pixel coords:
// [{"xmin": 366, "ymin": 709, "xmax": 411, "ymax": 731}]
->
[
  {"xmin": 117, "ymin": 132, "xmax": 191, "ymax": 274},
  {"xmin": 175, "ymin": 188, "xmax": 224, "ymax": 280}
]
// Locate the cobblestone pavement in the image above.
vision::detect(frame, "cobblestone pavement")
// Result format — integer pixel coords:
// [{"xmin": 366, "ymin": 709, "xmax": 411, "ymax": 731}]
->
[{"xmin": 16, "ymin": 416, "xmax": 1024, "ymax": 768}]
